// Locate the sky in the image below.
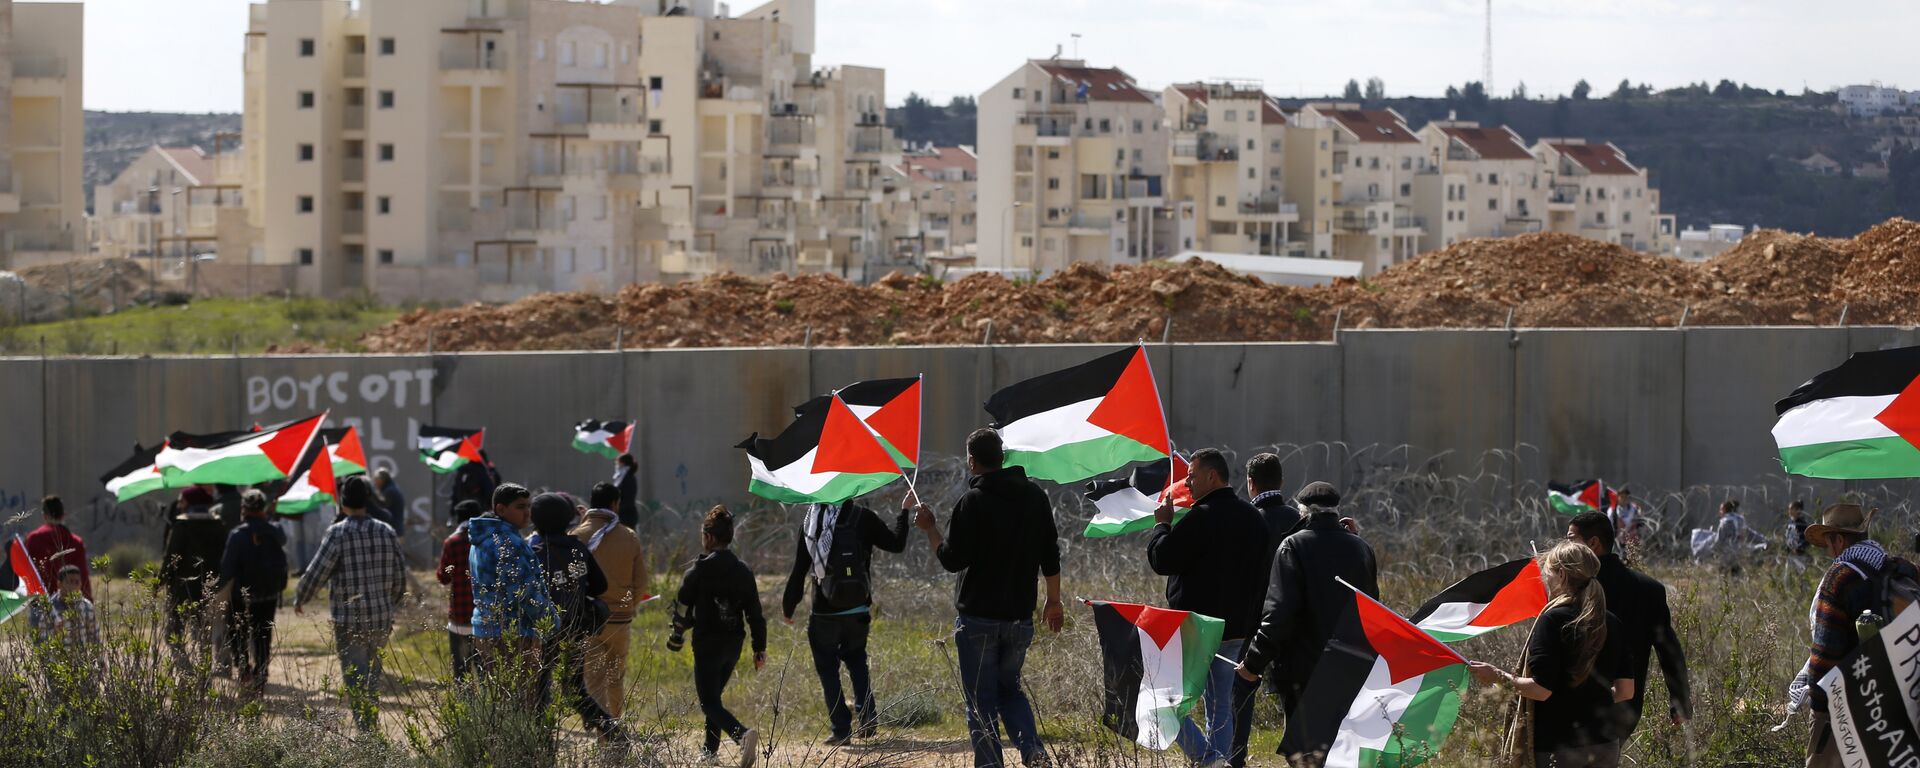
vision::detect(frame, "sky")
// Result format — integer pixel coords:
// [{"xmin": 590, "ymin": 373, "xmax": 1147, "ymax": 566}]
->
[{"xmin": 56, "ymin": 0, "xmax": 1920, "ymax": 113}]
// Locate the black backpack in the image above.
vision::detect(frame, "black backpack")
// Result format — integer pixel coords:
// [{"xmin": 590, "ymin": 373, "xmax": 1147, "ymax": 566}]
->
[
  {"xmin": 1859, "ymin": 557, "xmax": 1920, "ymax": 629},
  {"xmin": 814, "ymin": 506, "xmax": 871, "ymax": 613}
]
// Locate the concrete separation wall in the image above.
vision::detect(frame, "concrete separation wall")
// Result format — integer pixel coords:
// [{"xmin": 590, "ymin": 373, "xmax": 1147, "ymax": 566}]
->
[{"xmin": 1, "ymin": 328, "xmax": 1896, "ymax": 549}]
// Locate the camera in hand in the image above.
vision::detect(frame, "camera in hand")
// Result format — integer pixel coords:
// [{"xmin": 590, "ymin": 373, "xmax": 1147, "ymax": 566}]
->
[{"xmin": 666, "ymin": 624, "xmax": 687, "ymax": 652}]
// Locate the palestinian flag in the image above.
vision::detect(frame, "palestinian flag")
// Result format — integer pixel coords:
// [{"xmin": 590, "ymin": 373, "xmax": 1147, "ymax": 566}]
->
[
  {"xmin": 1774, "ymin": 345, "xmax": 1920, "ymax": 479},
  {"xmin": 985, "ymin": 346, "xmax": 1171, "ymax": 483},
  {"xmin": 277, "ymin": 440, "xmax": 340, "ymax": 515},
  {"xmin": 573, "ymin": 419, "xmax": 635, "ymax": 459},
  {"xmin": 1082, "ymin": 454, "xmax": 1194, "ymax": 538},
  {"xmin": 323, "ymin": 427, "xmax": 369, "ymax": 477},
  {"xmin": 1, "ymin": 535, "xmax": 47, "ymax": 624},
  {"xmin": 832, "ymin": 376, "xmax": 922, "ymax": 470},
  {"xmin": 1284, "ymin": 588, "xmax": 1470, "ymax": 768},
  {"xmin": 101, "ymin": 443, "xmax": 168, "ymax": 502},
  {"xmin": 420, "ymin": 426, "xmax": 485, "ymax": 474},
  {"xmin": 739, "ymin": 393, "xmax": 904, "ymax": 504},
  {"xmin": 1408, "ymin": 558, "xmax": 1549, "ymax": 643},
  {"xmin": 1090, "ymin": 600, "xmax": 1225, "ymax": 750},
  {"xmin": 1547, "ymin": 480, "xmax": 1616, "ymax": 516},
  {"xmin": 155, "ymin": 413, "xmax": 328, "ymax": 486}
]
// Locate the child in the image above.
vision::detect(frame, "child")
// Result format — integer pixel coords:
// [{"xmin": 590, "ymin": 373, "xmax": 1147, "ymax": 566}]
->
[
  {"xmin": 30, "ymin": 564, "xmax": 101, "ymax": 647},
  {"xmin": 674, "ymin": 506, "xmax": 767, "ymax": 767}
]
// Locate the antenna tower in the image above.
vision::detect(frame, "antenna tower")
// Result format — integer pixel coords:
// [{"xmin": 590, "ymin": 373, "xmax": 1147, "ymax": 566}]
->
[{"xmin": 1483, "ymin": 0, "xmax": 1494, "ymax": 91}]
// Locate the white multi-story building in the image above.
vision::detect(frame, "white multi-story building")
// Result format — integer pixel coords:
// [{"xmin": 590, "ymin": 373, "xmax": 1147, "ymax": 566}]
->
[
  {"xmin": 1291, "ymin": 104, "xmax": 1428, "ymax": 273},
  {"xmin": 1532, "ymin": 138, "xmax": 1673, "ymax": 253},
  {"xmin": 1414, "ymin": 121, "xmax": 1547, "ymax": 251},
  {"xmin": 1676, "ymin": 224, "xmax": 1745, "ymax": 261},
  {"xmin": 91, "ymin": 143, "xmax": 250, "ymax": 263},
  {"xmin": 977, "ymin": 58, "xmax": 1169, "ymax": 275},
  {"xmin": 1163, "ymin": 82, "xmax": 1301, "ymax": 257},
  {"xmin": 238, "ymin": 0, "xmax": 899, "ymax": 300},
  {"xmin": 886, "ymin": 145, "xmax": 976, "ymax": 263},
  {"xmin": 1839, "ymin": 84, "xmax": 1911, "ymax": 117},
  {"xmin": 0, "ymin": 0, "xmax": 84, "ymax": 267}
]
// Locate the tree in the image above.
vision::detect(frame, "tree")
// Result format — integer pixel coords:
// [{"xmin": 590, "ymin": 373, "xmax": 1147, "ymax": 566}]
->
[
  {"xmin": 1612, "ymin": 79, "xmax": 1634, "ymax": 100},
  {"xmin": 1445, "ymin": 85, "xmax": 1462, "ymax": 101},
  {"xmin": 1461, "ymin": 81, "xmax": 1489, "ymax": 108},
  {"xmin": 1713, "ymin": 79, "xmax": 1741, "ymax": 98},
  {"xmin": 1572, "ymin": 79, "xmax": 1592, "ymax": 101},
  {"xmin": 1343, "ymin": 79, "xmax": 1363, "ymax": 101},
  {"xmin": 1364, "ymin": 77, "xmax": 1386, "ymax": 101},
  {"xmin": 1510, "ymin": 81, "xmax": 1529, "ymax": 101}
]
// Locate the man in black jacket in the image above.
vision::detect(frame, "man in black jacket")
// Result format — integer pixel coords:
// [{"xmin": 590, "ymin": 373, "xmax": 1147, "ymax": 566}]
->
[
  {"xmin": 1237, "ymin": 482, "xmax": 1380, "ymax": 738},
  {"xmin": 161, "ymin": 487, "xmax": 228, "ymax": 672},
  {"xmin": 530, "ymin": 493, "xmax": 626, "ymax": 742},
  {"xmin": 219, "ymin": 490, "xmax": 288, "ymax": 694},
  {"xmin": 1569, "ymin": 511, "xmax": 1692, "ymax": 733},
  {"xmin": 1245, "ymin": 453, "xmax": 1299, "ymax": 561},
  {"xmin": 674, "ymin": 506, "xmax": 767, "ymax": 766},
  {"xmin": 913, "ymin": 428, "xmax": 1062, "ymax": 768},
  {"xmin": 1148, "ymin": 448, "xmax": 1268, "ymax": 768},
  {"xmin": 782, "ymin": 494, "xmax": 910, "ymax": 745}
]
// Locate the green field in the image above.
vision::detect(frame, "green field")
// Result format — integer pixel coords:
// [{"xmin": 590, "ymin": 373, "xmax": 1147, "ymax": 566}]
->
[{"xmin": 0, "ymin": 296, "xmax": 403, "ymax": 356}]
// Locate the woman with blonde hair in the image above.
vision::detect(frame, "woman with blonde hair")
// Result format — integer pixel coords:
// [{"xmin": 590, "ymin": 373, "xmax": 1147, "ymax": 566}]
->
[{"xmin": 1470, "ymin": 542, "xmax": 1634, "ymax": 768}]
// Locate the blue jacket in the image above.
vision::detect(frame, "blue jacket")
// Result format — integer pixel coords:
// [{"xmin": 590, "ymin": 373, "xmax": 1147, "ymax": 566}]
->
[{"xmin": 467, "ymin": 514, "xmax": 555, "ymax": 639}]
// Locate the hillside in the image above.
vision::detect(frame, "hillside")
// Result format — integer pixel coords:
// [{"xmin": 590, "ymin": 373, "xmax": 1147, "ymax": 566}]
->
[{"xmin": 83, "ymin": 111, "xmax": 243, "ymax": 211}]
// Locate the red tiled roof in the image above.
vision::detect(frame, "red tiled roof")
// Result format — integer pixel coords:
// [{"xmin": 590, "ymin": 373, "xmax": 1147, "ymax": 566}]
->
[
  {"xmin": 1038, "ymin": 63, "xmax": 1153, "ymax": 104},
  {"xmin": 1322, "ymin": 109, "xmax": 1417, "ymax": 143},
  {"xmin": 1262, "ymin": 98, "xmax": 1291, "ymax": 125},
  {"xmin": 158, "ymin": 146, "xmax": 216, "ymax": 185},
  {"xmin": 1550, "ymin": 142, "xmax": 1639, "ymax": 175},
  {"xmin": 1174, "ymin": 85, "xmax": 1209, "ymax": 105},
  {"xmin": 895, "ymin": 146, "xmax": 976, "ymax": 182},
  {"xmin": 1441, "ymin": 125, "xmax": 1532, "ymax": 160}
]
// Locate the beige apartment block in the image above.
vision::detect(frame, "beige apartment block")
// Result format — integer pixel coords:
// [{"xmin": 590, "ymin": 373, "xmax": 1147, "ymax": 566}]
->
[
  {"xmin": 92, "ymin": 144, "xmax": 252, "ymax": 266},
  {"xmin": 1289, "ymin": 104, "xmax": 1429, "ymax": 274},
  {"xmin": 887, "ymin": 145, "xmax": 976, "ymax": 264},
  {"xmin": 1413, "ymin": 121, "xmax": 1547, "ymax": 251},
  {"xmin": 978, "ymin": 58, "xmax": 1168, "ymax": 275},
  {"xmin": 1532, "ymin": 138, "xmax": 1674, "ymax": 253},
  {"xmin": 1, "ymin": 0, "xmax": 84, "ymax": 267},
  {"xmin": 239, "ymin": 0, "xmax": 898, "ymax": 301},
  {"xmin": 1163, "ymin": 82, "xmax": 1301, "ymax": 257}
]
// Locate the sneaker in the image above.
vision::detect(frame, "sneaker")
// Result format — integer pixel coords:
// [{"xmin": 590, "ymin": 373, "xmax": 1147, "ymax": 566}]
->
[
  {"xmin": 856, "ymin": 715, "xmax": 877, "ymax": 739},
  {"xmin": 822, "ymin": 734, "xmax": 853, "ymax": 747},
  {"xmin": 699, "ymin": 749, "xmax": 720, "ymax": 766},
  {"xmin": 738, "ymin": 728, "xmax": 761, "ymax": 768}
]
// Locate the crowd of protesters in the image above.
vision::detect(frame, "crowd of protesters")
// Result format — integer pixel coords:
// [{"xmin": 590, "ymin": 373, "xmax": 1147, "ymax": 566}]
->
[{"xmin": 9, "ymin": 430, "xmax": 1918, "ymax": 768}]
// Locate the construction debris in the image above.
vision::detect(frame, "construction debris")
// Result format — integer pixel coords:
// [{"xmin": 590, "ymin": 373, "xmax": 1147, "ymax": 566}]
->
[
  {"xmin": 0, "ymin": 259, "xmax": 158, "ymax": 324},
  {"xmin": 350, "ymin": 217, "xmax": 1920, "ymax": 352}
]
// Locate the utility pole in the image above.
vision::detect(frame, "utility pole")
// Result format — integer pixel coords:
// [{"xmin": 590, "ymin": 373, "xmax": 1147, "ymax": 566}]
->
[{"xmin": 1483, "ymin": 0, "xmax": 1494, "ymax": 93}]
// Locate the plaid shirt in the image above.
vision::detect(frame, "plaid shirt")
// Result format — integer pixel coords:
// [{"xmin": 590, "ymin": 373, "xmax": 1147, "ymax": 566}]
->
[
  {"xmin": 296, "ymin": 514, "xmax": 407, "ymax": 629},
  {"xmin": 29, "ymin": 593, "xmax": 101, "ymax": 646},
  {"xmin": 437, "ymin": 524, "xmax": 474, "ymax": 626}
]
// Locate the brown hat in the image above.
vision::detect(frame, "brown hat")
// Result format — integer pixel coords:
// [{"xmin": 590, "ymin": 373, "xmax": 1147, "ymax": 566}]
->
[{"xmin": 1805, "ymin": 503, "xmax": 1873, "ymax": 549}]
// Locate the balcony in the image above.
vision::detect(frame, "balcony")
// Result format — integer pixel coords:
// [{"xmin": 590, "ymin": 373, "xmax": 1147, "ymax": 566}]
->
[
  {"xmin": 1236, "ymin": 195, "xmax": 1299, "ymax": 220},
  {"xmin": 344, "ymin": 105, "xmax": 366, "ymax": 133},
  {"xmin": 344, "ymin": 53, "xmax": 366, "ymax": 79},
  {"xmin": 1016, "ymin": 112, "xmax": 1075, "ymax": 142},
  {"xmin": 508, "ymin": 205, "xmax": 564, "ymax": 237},
  {"xmin": 763, "ymin": 168, "xmax": 818, "ymax": 189},
  {"xmin": 849, "ymin": 125, "xmax": 899, "ymax": 158},
  {"xmin": 13, "ymin": 54, "xmax": 66, "ymax": 80},
  {"xmin": 1068, "ymin": 212, "xmax": 1113, "ymax": 233},
  {"xmin": 342, "ymin": 210, "xmax": 366, "ymax": 237},
  {"xmin": 555, "ymin": 93, "xmax": 646, "ymax": 140},
  {"xmin": 1549, "ymin": 184, "xmax": 1580, "ymax": 207},
  {"xmin": 768, "ymin": 121, "xmax": 816, "ymax": 150},
  {"xmin": 1172, "ymin": 132, "xmax": 1239, "ymax": 163},
  {"xmin": 343, "ymin": 161, "xmax": 365, "ymax": 184},
  {"xmin": 661, "ymin": 250, "xmax": 718, "ymax": 277}
]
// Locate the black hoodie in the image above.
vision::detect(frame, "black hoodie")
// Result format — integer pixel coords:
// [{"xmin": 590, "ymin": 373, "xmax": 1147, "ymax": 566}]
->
[{"xmin": 935, "ymin": 466, "xmax": 1061, "ymax": 622}]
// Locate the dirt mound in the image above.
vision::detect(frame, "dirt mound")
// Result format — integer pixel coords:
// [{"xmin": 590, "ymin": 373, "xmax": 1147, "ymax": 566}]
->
[
  {"xmin": 358, "ymin": 218, "xmax": 1920, "ymax": 352},
  {"xmin": 0, "ymin": 259, "xmax": 156, "ymax": 324}
]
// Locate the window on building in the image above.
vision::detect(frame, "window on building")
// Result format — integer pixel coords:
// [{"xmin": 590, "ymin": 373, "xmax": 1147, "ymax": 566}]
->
[
  {"xmin": 1399, "ymin": 183, "xmax": 1411, "ymax": 197},
  {"xmin": 299, "ymin": 91, "xmax": 315, "ymax": 109},
  {"xmin": 298, "ymin": 195, "xmax": 314, "ymax": 213},
  {"xmin": 1597, "ymin": 211, "xmax": 1607, "ymax": 223},
  {"xmin": 379, "ymin": 90, "xmax": 396, "ymax": 109},
  {"xmin": 1012, "ymin": 87, "xmax": 1024, "ymax": 99},
  {"xmin": 377, "ymin": 196, "xmax": 391, "ymax": 214},
  {"xmin": 1271, "ymin": 140, "xmax": 1282, "ymax": 153},
  {"xmin": 1488, "ymin": 199, "xmax": 1498, "ymax": 211},
  {"xmin": 380, "ymin": 37, "xmax": 396, "ymax": 55},
  {"xmin": 1488, "ymin": 173, "xmax": 1500, "ymax": 184},
  {"xmin": 1624, "ymin": 212, "xmax": 1633, "ymax": 223},
  {"xmin": 1099, "ymin": 119, "xmax": 1111, "ymax": 132},
  {"xmin": 649, "ymin": 76, "xmax": 663, "ymax": 90},
  {"xmin": 560, "ymin": 41, "xmax": 576, "ymax": 66},
  {"xmin": 1132, "ymin": 148, "xmax": 1143, "ymax": 162},
  {"xmin": 1047, "ymin": 149, "xmax": 1060, "ymax": 159},
  {"xmin": 378, "ymin": 249, "xmax": 394, "ymax": 264},
  {"xmin": 1370, "ymin": 157, "xmax": 1380, "ymax": 170},
  {"xmin": 1402, "ymin": 158, "xmax": 1412, "ymax": 170},
  {"xmin": 1224, "ymin": 110, "xmax": 1237, "ymax": 123},
  {"xmin": 1133, "ymin": 119, "xmax": 1143, "ymax": 133},
  {"xmin": 1215, "ymin": 195, "xmax": 1226, "ymax": 207},
  {"xmin": 298, "ymin": 144, "xmax": 314, "ymax": 161},
  {"xmin": 298, "ymin": 248, "xmax": 315, "ymax": 265},
  {"xmin": 379, "ymin": 143, "xmax": 395, "ymax": 161},
  {"xmin": 299, "ymin": 39, "xmax": 316, "ymax": 57},
  {"xmin": 1047, "ymin": 177, "xmax": 1060, "ymax": 190},
  {"xmin": 594, "ymin": 44, "xmax": 609, "ymax": 68},
  {"xmin": 1248, "ymin": 168, "xmax": 1256, "ymax": 180}
]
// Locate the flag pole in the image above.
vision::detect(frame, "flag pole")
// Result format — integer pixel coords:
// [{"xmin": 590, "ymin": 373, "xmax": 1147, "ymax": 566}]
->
[
  {"xmin": 1137, "ymin": 341, "xmax": 1175, "ymax": 502},
  {"xmin": 913, "ymin": 372, "xmax": 925, "ymax": 490}
]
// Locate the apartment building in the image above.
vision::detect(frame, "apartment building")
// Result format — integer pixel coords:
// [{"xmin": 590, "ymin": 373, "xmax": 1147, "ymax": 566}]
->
[
  {"xmin": 1532, "ymin": 138, "xmax": 1673, "ymax": 253},
  {"xmin": 977, "ymin": 58, "xmax": 1168, "ymax": 275},
  {"xmin": 239, "ymin": 0, "xmax": 897, "ymax": 300},
  {"xmin": 1838, "ymin": 84, "xmax": 1913, "ymax": 117},
  {"xmin": 1413, "ymin": 121, "xmax": 1546, "ymax": 251},
  {"xmin": 0, "ymin": 0, "xmax": 84, "ymax": 267},
  {"xmin": 92, "ymin": 143, "xmax": 251, "ymax": 262},
  {"xmin": 1162, "ymin": 83, "xmax": 1301, "ymax": 257},
  {"xmin": 1290, "ymin": 104, "xmax": 1428, "ymax": 273},
  {"xmin": 886, "ymin": 145, "xmax": 976, "ymax": 262}
]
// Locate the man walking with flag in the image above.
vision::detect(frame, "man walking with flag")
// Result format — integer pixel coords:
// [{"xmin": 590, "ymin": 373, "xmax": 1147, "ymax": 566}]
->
[
  {"xmin": 781, "ymin": 489, "xmax": 911, "ymax": 745},
  {"xmin": 1568, "ymin": 511, "xmax": 1691, "ymax": 734},
  {"xmin": 1146, "ymin": 449, "xmax": 1268, "ymax": 768},
  {"xmin": 293, "ymin": 477, "xmax": 408, "ymax": 732},
  {"xmin": 1238, "ymin": 482, "xmax": 1379, "ymax": 727},
  {"xmin": 914, "ymin": 428, "xmax": 1063, "ymax": 768}
]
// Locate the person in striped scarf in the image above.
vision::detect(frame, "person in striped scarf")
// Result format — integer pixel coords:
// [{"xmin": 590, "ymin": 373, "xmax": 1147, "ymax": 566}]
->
[{"xmin": 1792, "ymin": 503, "xmax": 1920, "ymax": 768}]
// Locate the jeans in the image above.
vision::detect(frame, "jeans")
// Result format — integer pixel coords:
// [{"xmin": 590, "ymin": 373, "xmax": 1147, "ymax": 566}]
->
[
  {"xmin": 693, "ymin": 634, "xmax": 749, "ymax": 753},
  {"xmin": 954, "ymin": 614, "xmax": 1044, "ymax": 768},
  {"xmin": 1228, "ymin": 652, "xmax": 1261, "ymax": 768},
  {"xmin": 540, "ymin": 630, "xmax": 625, "ymax": 738},
  {"xmin": 224, "ymin": 598, "xmax": 278, "ymax": 687},
  {"xmin": 448, "ymin": 632, "xmax": 477, "ymax": 682},
  {"xmin": 333, "ymin": 624, "xmax": 390, "ymax": 732},
  {"xmin": 1174, "ymin": 638, "xmax": 1243, "ymax": 764},
  {"xmin": 810, "ymin": 613, "xmax": 877, "ymax": 738}
]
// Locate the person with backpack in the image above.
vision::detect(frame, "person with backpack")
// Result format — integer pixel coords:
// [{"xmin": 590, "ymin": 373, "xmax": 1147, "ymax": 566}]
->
[
  {"xmin": 780, "ymin": 491, "xmax": 911, "ymax": 745},
  {"xmin": 452, "ymin": 451, "xmax": 500, "ymax": 514},
  {"xmin": 1793, "ymin": 503, "xmax": 1920, "ymax": 768},
  {"xmin": 529, "ymin": 493, "xmax": 627, "ymax": 743},
  {"xmin": 673, "ymin": 506, "xmax": 766, "ymax": 767},
  {"xmin": 572, "ymin": 482, "xmax": 649, "ymax": 717},
  {"xmin": 160, "ymin": 487, "xmax": 228, "ymax": 672},
  {"xmin": 218, "ymin": 490, "xmax": 289, "ymax": 694}
]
